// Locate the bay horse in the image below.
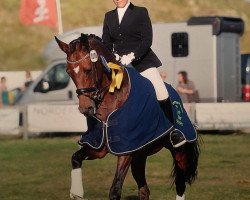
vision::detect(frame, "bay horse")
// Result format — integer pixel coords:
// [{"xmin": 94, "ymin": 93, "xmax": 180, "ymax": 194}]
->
[{"xmin": 55, "ymin": 34, "xmax": 199, "ymax": 200}]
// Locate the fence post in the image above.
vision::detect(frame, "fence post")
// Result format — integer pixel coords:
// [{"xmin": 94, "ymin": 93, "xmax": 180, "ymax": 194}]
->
[{"xmin": 20, "ymin": 105, "xmax": 28, "ymax": 140}]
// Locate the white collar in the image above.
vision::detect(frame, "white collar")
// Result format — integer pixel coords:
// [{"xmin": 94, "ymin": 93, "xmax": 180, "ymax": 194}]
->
[
  {"xmin": 117, "ymin": 1, "xmax": 130, "ymax": 23},
  {"xmin": 117, "ymin": 0, "xmax": 130, "ymax": 12}
]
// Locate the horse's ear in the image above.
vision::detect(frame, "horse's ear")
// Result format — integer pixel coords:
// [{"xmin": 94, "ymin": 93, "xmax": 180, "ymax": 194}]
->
[
  {"xmin": 55, "ymin": 36, "xmax": 69, "ymax": 53},
  {"xmin": 80, "ymin": 33, "xmax": 90, "ymax": 50}
]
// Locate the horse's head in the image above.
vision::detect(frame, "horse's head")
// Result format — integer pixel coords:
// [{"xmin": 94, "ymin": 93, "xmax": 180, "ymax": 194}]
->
[{"xmin": 55, "ymin": 34, "xmax": 112, "ymax": 116}]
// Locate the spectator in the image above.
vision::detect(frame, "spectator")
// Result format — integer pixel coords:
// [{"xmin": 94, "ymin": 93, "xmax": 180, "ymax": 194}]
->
[
  {"xmin": 176, "ymin": 71, "xmax": 199, "ymax": 103},
  {"xmin": 21, "ymin": 70, "xmax": 33, "ymax": 91},
  {"xmin": 0, "ymin": 76, "xmax": 8, "ymax": 106},
  {"xmin": 160, "ymin": 71, "xmax": 167, "ymax": 81}
]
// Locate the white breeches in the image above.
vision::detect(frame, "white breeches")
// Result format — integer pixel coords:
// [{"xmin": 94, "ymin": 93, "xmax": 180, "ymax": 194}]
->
[{"xmin": 140, "ymin": 67, "xmax": 169, "ymax": 101}]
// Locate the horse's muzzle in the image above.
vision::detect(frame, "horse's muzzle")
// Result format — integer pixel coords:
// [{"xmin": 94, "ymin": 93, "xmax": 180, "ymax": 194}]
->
[{"xmin": 78, "ymin": 106, "xmax": 96, "ymax": 116}]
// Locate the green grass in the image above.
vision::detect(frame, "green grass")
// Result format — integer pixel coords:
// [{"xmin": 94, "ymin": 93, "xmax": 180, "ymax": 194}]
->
[
  {"xmin": 0, "ymin": 133, "xmax": 250, "ymax": 200},
  {"xmin": 0, "ymin": 0, "xmax": 250, "ymax": 71}
]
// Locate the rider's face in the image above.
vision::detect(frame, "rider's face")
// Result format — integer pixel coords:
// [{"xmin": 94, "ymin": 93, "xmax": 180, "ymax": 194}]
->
[{"xmin": 113, "ymin": 0, "xmax": 129, "ymax": 8}]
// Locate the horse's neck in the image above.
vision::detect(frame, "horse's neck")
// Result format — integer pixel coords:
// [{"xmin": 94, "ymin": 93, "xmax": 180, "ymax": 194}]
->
[
  {"xmin": 97, "ymin": 68, "xmax": 130, "ymax": 122},
  {"xmin": 89, "ymin": 39, "xmax": 130, "ymax": 121}
]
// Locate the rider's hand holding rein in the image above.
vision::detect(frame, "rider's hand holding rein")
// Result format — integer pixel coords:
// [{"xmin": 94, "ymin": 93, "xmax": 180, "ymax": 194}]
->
[{"xmin": 120, "ymin": 52, "xmax": 135, "ymax": 66}]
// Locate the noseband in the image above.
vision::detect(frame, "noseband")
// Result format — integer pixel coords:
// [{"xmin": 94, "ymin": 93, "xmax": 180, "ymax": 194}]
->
[{"xmin": 76, "ymin": 85, "xmax": 108, "ymax": 103}]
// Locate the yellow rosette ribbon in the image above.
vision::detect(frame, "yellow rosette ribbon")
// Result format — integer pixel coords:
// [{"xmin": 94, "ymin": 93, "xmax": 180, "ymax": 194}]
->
[{"xmin": 107, "ymin": 62, "xmax": 124, "ymax": 93}]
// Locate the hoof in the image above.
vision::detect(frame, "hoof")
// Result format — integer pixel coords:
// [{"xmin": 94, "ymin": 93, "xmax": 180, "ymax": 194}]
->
[
  {"xmin": 138, "ymin": 185, "xmax": 150, "ymax": 200},
  {"xmin": 70, "ymin": 193, "xmax": 88, "ymax": 200}
]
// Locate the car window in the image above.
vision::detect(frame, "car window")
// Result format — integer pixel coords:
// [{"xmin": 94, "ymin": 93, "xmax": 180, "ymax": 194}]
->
[{"xmin": 35, "ymin": 63, "xmax": 70, "ymax": 92}]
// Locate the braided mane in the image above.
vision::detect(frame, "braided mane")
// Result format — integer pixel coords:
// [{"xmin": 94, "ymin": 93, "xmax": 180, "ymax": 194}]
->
[{"xmin": 86, "ymin": 34, "xmax": 102, "ymax": 42}]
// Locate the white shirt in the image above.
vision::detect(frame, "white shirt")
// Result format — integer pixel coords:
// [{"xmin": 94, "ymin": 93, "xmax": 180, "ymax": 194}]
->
[{"xmin": 117, "ymin": 1, "xmax": 130, "ymax": 24}]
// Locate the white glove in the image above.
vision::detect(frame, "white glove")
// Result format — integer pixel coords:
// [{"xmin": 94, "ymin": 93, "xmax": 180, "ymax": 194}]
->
[
  {"xmin": 114, "ymin": 53, "xmax": 120, "ymax": 61},
  {"xmin": 120, "ymin": 52, "xmax": 135, "ymax": 66}
]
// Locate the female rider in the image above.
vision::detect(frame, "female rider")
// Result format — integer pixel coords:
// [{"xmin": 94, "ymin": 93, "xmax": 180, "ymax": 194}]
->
[{"xmin": 102, "ymin": 0, "xmax": 186, "ymax": 148}]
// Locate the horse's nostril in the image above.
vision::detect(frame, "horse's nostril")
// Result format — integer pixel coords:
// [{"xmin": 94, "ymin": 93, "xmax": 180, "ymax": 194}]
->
[
  {"xmin": 87, "ymin": 106, "xmax": 96, "ymax": 115},
  {"xmin": 88, "ymin": 106, "xmax": 93, "ymax": 110}
]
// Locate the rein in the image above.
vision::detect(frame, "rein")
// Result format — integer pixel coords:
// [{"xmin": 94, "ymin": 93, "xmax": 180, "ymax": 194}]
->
[{"xmin": 76, "ymin": 85, "xmax": 109, "ymax": 103}]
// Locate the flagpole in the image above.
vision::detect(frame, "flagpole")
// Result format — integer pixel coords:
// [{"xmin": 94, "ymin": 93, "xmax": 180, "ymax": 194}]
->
[{"xmin": 56, "ymin": 0, "xmax": 63, "ymax": 34}]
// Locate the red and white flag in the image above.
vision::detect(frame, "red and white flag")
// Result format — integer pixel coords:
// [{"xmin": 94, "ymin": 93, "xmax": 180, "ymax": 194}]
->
[{"xmin": 19, "ymin": 0, "xmax": 58, "ymax": 28}]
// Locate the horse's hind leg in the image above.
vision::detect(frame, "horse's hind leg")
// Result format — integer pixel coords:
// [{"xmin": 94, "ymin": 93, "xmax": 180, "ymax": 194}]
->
[
  {"xmin": 131, "ymin": 155, "xmax": 150, "ymax": 200},
  {"xmin": 170, "ymin": 141, "xmax": 199, "ymax": 200},
  {"xmin": 70, "ymin": 145, "xmax": 108, "ymax": 199},
  {"xmin": 109, "ymin": 155, "xmax": 132, "ymax": 200},
  {"xmin": 174, "ymin": 164, "xmax": 186, "ymax": 200}
]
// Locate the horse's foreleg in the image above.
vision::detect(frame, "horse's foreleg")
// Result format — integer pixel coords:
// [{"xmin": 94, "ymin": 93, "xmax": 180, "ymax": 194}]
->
[
  {"xmin": 70, "ymin": 147, "xmax": 88, "ymax": 199},
  {"xmin": 131, "ymin": 155, "xmax": 150, "ymax": 200},
  {"xmin": 70, "ymin": 145, "xmax": 108, "ymax": 200},
  {"xmin": 109, "ymin": 155, "xmax": 132, "ymax": 200}
]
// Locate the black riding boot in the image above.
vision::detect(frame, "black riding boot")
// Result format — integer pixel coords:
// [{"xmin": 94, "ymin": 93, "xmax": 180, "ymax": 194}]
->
[{"xmin": 159, "ymin": 98, "xmax": 186, "ymax": 148}]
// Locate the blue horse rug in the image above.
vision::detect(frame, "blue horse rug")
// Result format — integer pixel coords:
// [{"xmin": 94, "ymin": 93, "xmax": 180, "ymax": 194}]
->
[
  {"xmin": 165, "ymin": 83, "xmax": 197, "ymax": 143},
  {"xmin": 78, "ymin": 67, "xmax": 197, "ymax": 155}
]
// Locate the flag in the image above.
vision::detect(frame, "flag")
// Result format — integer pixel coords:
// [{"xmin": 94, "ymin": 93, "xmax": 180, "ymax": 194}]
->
[{"xmin": 19, "ymin": 0, "xmax": 57, "ymax": 28}]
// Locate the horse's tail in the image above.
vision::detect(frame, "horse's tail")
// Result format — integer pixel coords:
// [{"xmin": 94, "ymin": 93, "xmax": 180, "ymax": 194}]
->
[{"xmin": 171, "ymin": 137, "xmax": 200, "ymax": 185}]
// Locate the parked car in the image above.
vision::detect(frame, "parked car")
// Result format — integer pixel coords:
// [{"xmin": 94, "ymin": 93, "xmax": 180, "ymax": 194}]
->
[{"xmin": 15, "ymin": 60, "xmax": 77, "ymax": 105}]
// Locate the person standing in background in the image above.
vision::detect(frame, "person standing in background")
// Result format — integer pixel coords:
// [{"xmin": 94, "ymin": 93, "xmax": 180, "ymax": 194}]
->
[
  {"xmin": 21, "ymin": 70, "xmax": 33, "ymax": 91},
  {"xmin": 0, "ymin": 77, "xmax": 8, "ymax": 106},
  {"xmin": 176, "ymin": 71, "xmax": 197, "ymax": 103}
]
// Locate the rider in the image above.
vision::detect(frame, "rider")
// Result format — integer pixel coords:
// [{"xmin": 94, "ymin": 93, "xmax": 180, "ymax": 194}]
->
[{"xmin": 102, "ymin": 0, "xmax": 186, "ymax": 148}]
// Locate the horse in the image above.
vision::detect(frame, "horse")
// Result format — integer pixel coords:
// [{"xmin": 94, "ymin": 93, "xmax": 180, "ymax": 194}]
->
[{"xmin": 55, "ymin": 33, "xmax": 199, "ymax": 200}]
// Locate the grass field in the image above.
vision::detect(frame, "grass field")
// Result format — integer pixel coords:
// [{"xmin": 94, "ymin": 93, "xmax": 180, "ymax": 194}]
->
[{"xmin": 0, "ymin": 133, "xmax": 250, "ymax": 200}]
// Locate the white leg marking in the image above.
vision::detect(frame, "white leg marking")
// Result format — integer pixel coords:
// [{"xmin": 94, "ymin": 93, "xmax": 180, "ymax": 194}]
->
[
  {"xmin": 70, "ymin": 168, "xmax": 84, "ymax": 199},
  {"xmin": 176, "ymin": 194, "xmax": 185, "ymax": 200}
]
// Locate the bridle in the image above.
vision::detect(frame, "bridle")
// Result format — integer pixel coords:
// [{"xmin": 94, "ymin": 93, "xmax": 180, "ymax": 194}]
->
[
  {"xmin": 67, "ymin": 50, "xmax": 109, "ymax": 105},
  {"xmin": 67, "ymin": 53, "xmax": 89, "ymax": 64}
]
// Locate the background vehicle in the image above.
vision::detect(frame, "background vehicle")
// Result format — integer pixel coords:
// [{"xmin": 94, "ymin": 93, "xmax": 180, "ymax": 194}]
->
[
  {"xmin": 15, "ymin": 61, "xmax": 77, "ymax": 105},
  {"xmin": 241, "ymin": 53, "xmax": 250, "ymax": 101}
]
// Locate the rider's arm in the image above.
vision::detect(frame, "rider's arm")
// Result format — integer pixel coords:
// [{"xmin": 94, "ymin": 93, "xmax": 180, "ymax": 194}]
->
[{"xmin": 133, "ymin": 8, "xmax": 153, "ymax": 60}]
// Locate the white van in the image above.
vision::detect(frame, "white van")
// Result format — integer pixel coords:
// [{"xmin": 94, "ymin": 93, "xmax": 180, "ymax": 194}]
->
[{"xmin": 15, "ymin": 60, "xmax": 78, "ymax": 105}]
